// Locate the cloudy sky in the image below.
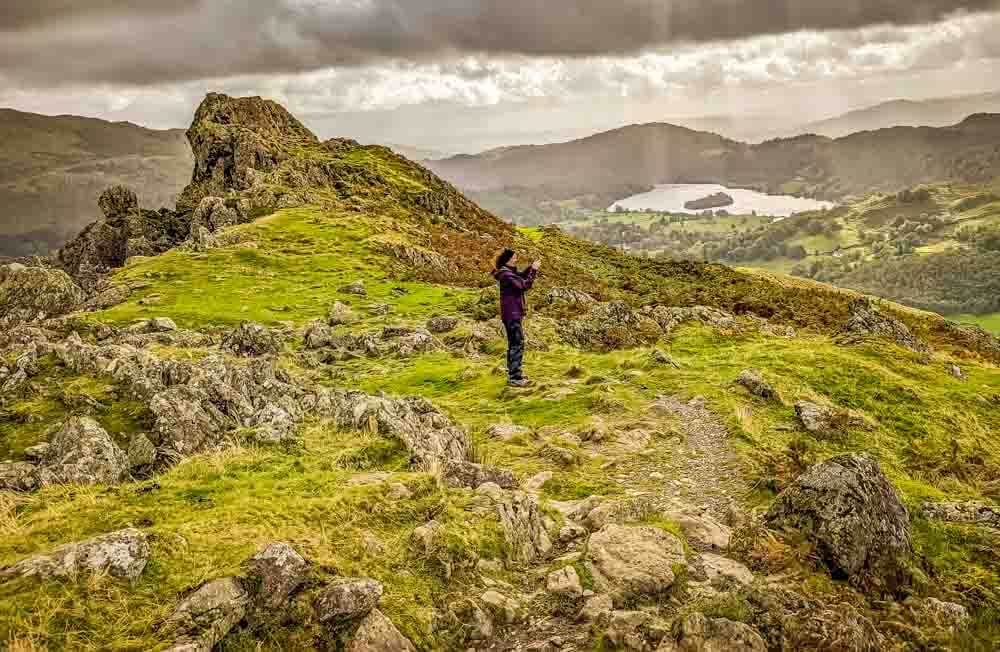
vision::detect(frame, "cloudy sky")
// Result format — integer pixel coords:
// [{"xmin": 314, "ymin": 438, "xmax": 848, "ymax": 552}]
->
[{"xmin": 2, "ymin": 1, "xmax": 1000, "ymax": 153}]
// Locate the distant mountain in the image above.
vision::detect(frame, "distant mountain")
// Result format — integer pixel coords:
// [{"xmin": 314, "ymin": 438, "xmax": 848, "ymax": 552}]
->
[
  {"xmin": 427, "ymin": 114, "xmax": 1000, "ymax": 206},
  {"xmin": 386, "ymin": 143, "xmax": 450, "ymax": 161},
  {"xmin": 0, "ymin": 108, "xmax": 192, "ymax": 257},
  {"xmin": 803, "ymin": 92, "xmax": 1000, "ymax": 138}
]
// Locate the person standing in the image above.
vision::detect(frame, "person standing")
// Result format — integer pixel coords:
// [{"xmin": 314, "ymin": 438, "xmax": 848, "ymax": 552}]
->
[{"xmin": 492, "ymin": 248, "xmax": 541, "ymax": 387}]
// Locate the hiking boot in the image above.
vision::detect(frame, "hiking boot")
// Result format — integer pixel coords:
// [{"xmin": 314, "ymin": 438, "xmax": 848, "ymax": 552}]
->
[{"xmin": 508, "ymin": 378, "xmax": 531, "ymax": 388}]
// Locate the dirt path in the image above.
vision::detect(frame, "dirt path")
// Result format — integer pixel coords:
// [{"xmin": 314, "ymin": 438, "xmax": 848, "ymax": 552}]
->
[
  {"xmin": 483, "ymin": 394, "xmax": 747, "ymax": 651},
  {"xmin": 648, "ymin": 395, "xmax": 745, "ymax": 517}
]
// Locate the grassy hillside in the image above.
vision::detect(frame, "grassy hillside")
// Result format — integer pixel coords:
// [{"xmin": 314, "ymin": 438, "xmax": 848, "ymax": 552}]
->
[
  {"xmin": 0, "ymin": 108, "xmax": 192, "ymax": 257},
  {"xmin": 2, "ymin": 95, "xmax": 1000, "ymax": 651}
]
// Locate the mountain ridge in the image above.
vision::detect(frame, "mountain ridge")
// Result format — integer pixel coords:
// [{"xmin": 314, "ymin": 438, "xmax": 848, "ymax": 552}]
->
[{"xmin": 428, "ymin": 112, "xmax": 1000, "ymax": 203}]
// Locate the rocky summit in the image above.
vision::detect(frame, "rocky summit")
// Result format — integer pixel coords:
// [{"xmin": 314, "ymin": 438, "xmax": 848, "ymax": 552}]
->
[{"xmin": 1, "ymin": 93, "xmax": 999, "ymax": 651}]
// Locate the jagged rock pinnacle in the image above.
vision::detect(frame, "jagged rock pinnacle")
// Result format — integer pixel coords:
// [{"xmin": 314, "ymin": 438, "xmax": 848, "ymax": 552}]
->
[{"xmin": 179, "ymin": 93, "xmax": 319, "ymax": 210}]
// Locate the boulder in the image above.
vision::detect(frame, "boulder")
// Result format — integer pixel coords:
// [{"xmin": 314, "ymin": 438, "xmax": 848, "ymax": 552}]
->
[
  {"xmin": 0, "ymin": 462, "xmax": 40, "ymax": 492},
  {"xmin": 605, "ymin": 610, "xmax": 665, "ymax": 650},
  {"xmin": 525, "ymin": 471, "xmax": 553, "ymax": 494},
  {"xmin": 0, "ymin": 264, "xmax": 85, "ymax": 325},
  {"xmin": 314, "ymin": 578, "xmax": 384, "ymax": 624},
  {"xmin": 37, "ymin": 417, "xmax": 129, "ymax": 487},
  {"xmin": 166, "ymin": 577, "xmax": 250, "ymax": 652},
  {"xmin": 98, "ymin": 185, "xmax": 139, "ymax": 220},
  {"xmin": 664, "ymin": 509, "xmax": 732, "ymax": 551},
  {"xmin": 497, "ymin": 491, "xmax": 553, "ymax": 563},
  {"xmin": 127, "ymin": 433, "xmax": 157, "ymax": 469},
  {"xmin": 426, "ymin": 315, "xmax": 459, "ymax": 334},
  {"xmin": 328, "ymin": 301, "xmax": 358, "ymax": 326},
  {"xmin": 794, "ymin": 401, "xmax": 867, "ymax": 440},
  {"xmin": 841, "ymin": 298, "xmax": 929, "ymax": 353},
  {"xmin": 538, "ymin": 287, "xmax": 596, "ymax": 310},
  {"xmin": 243, "ymin": 542, "xmax": 310, "ymax": 619},
  {"xmin": 586, "ymin": 524, "xmax": 687, "ymax": 603},
  {"xmin": 0, "ymin": 528, "xmax": 149, "ymax": 582},
  {"xmin": 558, "ymin": 301, "xmax": 662, "ymax": 351},
  {"xmin": 736, "ymin": 369, "xmax": 778, "ymax": 401},
  {"xmin": 649, "ymin": 349, "xmax": 681, "ymax": 368},
  {"xmin": 909, "ymin": 597, "xmax": 970, "ymax": 632},
  {"xmin": 23, "ymin": 443, "xmax": 50, "ymax": 463},
  {"xmin": 442, "ymin": 460, "xmax": 518, "ymax": 490},
  {"xmin": 546, "ymin": 566, "xmax": 584, "ymax": 598},
  {"xmin": 394, "ymin": 330, "xmax": 442, "ymax": 357},
  {"xmin": 765, "ymin": 453, "xmax": 913, "ymax": 593},
  {"xmin": 190, "ymin": 197, "xmax": 239, "ymax": 237},
  {"xmin": 646, "ymin": 305, "xmax": 737, "ymax": 335},
  {"xmin": 780, "ymin": 603, "xmax": 884, "ymax": 652},
  {"xmin": 578, "ymin": 594, "xmax": 613, "ymax": 624},
  {"xmin": 221, "ymin": 321, "xmax": 281, "ymax": 357},
  {"xmin": 700, "ymin": 553, "xmax": 754, "ymax": 587},
  {"xmin": 340, "ymin": 280, "xmax": 368, "ymax": 296},
  {"xmin": 480, "ymin": 590, "xmax": 523, "ymax": 625},
  {"xmin": 346, "ymin": 609, "xmax": 416, "ymax": 652},
  {"xmin": 657, "ymin": 613, "xmax": 766, "ymax": 652},
  {"xmin": 920, "ymin": 501, "xmax": 1000, "ymax": 528},
  {"xmin": 486, "ymin": 423, "xmax": 531, "ymax": 441},
  {"xmin": 150, "ymin": 386, "xmax": 230, "ymax": 455}
]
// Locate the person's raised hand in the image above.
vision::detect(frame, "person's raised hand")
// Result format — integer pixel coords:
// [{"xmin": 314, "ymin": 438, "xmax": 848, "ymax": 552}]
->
[{"xmin": 531, "ymin": 260, "xmax": 542, "ymax": 270}]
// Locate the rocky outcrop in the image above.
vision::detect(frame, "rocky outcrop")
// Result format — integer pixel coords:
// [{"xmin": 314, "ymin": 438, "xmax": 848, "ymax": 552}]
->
[
  {"xmin": 179, "ymin": 93, "xmax": 318, "ymax": 211},
  {"xmin": 49, "ymin": 334, "xmax": 471, "ymax": 473},
  {"xmin": 442, "ymin": 460, "xmax": 517, "ymax": 490},
  {"xmin": 658, "ymin": 613, "xmax": 766, "ymax": 652},
  {"xmin": 166, "ymin": 577, "xmax": 251, "ymax": 652},
  {"xmin": 546, "ymin": 566, "xmax": 584, "ymax": 598},
  {"xmin": 426, "ymin": 315, "xmax": 459, "ymax": 334},
  {"xmin": 537, "ymin": 287, "xmax": 596, "ymax": 311},
  {"xmin": 372, "ymin": 237, "xmax": 456, "ymax": 277},
  {"xmin": 36, "ymin": 417, "xmax": 130, "ymax": 487},
  {"xmin": 794, "ymin": 401, "xmax": 868, "ymax": 440},
  {"xmin": 0, "ymin": 528, "xmax": 149, "ymax": 582},
  {"xmin": 646, "ymin": 305, "xmax": 738, "ymax": 335},
  {"xmin": 0, "ymin": 462, "xmax": 40, "ymax": 492},
  {"xmin": 242, "ymin": 543, "xmax": 310, "ymax": 622},
  {"xmin": 921, "ymin": 501, "xmax": 1000, "ymax": 528},
  {"xmin": 780, "ymin": 603, "xmax": 884, "ymax": 652},
  {"xmin": 841, "ymin": 298, "xmax": 929, "ymax": 352},
  {"xmin": 558, "ymin": 301, "xmax": 662, "ymax": 351},
  {"xmin": 765, "ymin": 453, "xmax": 913, "ymax": 594},
  {"xmin": 0, "ymin": 263, "xmax": 84, "ymax": 325},
  {"xmin": 736, "ymin": 369, "xmax": 778, "ymax": 401},
  {"xmin": 58, "ymin": 186, "xmax": 186, "ymax": 290},
  {"xmin": 221, "ymin": 321, "xmax": 281, "ymax": 357},
  {"xmin": 328, "ymin": 301, "xmax": 359, "ymax": 326},
  {"xmin": 586, "ymin": 524, "xmax": 687, "ymax": 604},
  {"xmin": 345, "ymin": 609, "xmax": 416, "ymax": 652},
  {"xmin": 313, "ymin": 578, "xmax": 384, "ymax": 624},
  {"xmin": 496, "ymin": 491, "xmax": 553, "ymax": 563}
]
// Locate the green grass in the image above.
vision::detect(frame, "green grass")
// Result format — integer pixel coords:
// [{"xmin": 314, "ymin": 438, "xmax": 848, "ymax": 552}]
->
[
  {"xmin": 4, "ymin": 197, "xmax": 1000, "ymax": 648},
  {"xmin": 0, "ymin": 423, "xmax": 504, "ymax": 650},
  {"xmin": 92, "ymin": 207, "xmax": 474, "ymax": 330},
  {"xmin": 0, "ymin": 356, "xmax": 151, "ymax": 460},
  {"xmin": 953, "ymin": 313, "xmax": 1000, "ymax": 335}
]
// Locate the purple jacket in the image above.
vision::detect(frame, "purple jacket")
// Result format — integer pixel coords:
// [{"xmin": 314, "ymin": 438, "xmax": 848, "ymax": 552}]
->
[{"xmin": 493, "ymin": 265, "xmax": 537, "ymax": 322}]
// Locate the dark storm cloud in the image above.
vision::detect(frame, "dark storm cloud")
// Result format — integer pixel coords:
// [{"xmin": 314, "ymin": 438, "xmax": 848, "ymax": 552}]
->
[
  {"xmin": 0, "ymin": 0, "xmax": 201, "ymax": 30},
  {"xmin": 0, "ymin": 0, "xmax": 997, "ymax": 86}
]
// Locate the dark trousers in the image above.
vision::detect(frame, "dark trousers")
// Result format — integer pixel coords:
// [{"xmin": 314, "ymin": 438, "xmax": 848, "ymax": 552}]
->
[{"xmin": 503, "ymin": 319, "xmax": 525, "ymax": 380}]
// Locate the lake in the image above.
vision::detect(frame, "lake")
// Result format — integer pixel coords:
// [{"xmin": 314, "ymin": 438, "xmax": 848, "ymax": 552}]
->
[{"xmin": 609, "ymin": 184, "xmax": 835, "ymax": 217}]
